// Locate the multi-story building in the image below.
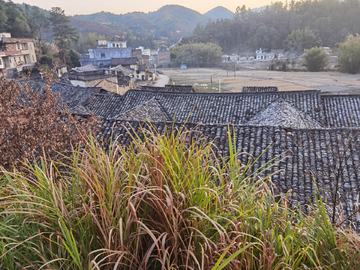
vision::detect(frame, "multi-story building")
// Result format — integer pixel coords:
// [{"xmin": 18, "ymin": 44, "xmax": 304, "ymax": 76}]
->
[
  {"xmin": 0, "ymin": 33, "xmax": 37, "ymax": 78},
  {"xmin": 80, "ymin": 39, "xmax": 132, "ymax": 67}
]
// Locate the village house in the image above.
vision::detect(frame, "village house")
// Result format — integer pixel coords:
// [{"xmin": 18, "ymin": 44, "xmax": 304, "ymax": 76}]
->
[
  {"xmin": 0, "ymin": 32, "xmax": 37, "ymax": 79},
  {"xmin": 151, "ymin": 50, "xmax": 171, "ymax": 66},
  {"xmin": 68, "ymin": 65, "xmax": 121, "ymax": 93},
  {"xmin": 79, "ymin": 39, "xmax": 133, "ymax": 67},
  {"xmin": 135, "ymin": 65, "xmax": 155, "ymax": 81},
  {"xmin": 110, "ymin": 57, "xmax": 138, "ymax": 70},
  {"xmin": 132, "ymin": 47, "xmax": 151, "ymax": 68},
  {"xmin": 222, "ymin": 52, "xmax": 255, "ymax": 63},
  {"xmin": 256, "ymin": 48, "xmax": 284, "ymax": 61}
]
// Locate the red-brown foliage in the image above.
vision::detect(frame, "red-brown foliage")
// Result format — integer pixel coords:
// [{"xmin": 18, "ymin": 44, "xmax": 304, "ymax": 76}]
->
[{"xmin": 0, "ymin": 68, "xmax": 98, "ymax": 170}]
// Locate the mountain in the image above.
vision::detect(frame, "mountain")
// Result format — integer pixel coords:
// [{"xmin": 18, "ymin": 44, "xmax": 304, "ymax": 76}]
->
[
  {"xmin": 204, "ymin": 6, "xmax": 234, "ymax": 20},
  {"xmin": 74, "ymin": 5, "xmax": 206, "ymax": 44},
  {"xmin": 70, "ymin": 17, "xmax": 125, "ymax": 37}
]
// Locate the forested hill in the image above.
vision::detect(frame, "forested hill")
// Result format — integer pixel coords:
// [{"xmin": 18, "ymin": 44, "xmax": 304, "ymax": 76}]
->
[
  {"xmin": 204, "ymin": 6, "xmax": 234, "ymax": 20},
  {"xmin": 181, "ymin": 0, "xmax": 360, "ymax": 54},
  {"xmin": 73, "ymin": 5, "xmax": 236, "ymax": 44},
  {"xmin": 74, "ymin": 5, "xmax": 204, "ymax": 43}
]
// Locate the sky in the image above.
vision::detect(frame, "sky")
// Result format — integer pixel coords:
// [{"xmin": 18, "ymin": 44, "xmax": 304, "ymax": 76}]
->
[{"xmin": 13, "ymin": 0, "xmax": 271, "ymax": 15}]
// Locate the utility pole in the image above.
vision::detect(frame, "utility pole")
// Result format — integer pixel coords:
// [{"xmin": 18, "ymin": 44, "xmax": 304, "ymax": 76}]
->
[
  {"xmin": 234, "ymin": 62, "xmax": 236, "ymax": 78},
  {"xmin": 219, "ymin": 77, "xmax": 221, "ymax": 93},
  {"xmin": 210, "ymin": 76, "xmax": 212, "ymax": 91}
]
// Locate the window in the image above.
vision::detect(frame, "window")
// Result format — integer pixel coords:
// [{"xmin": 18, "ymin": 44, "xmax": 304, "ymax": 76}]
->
[
  {"xmin": 32, "ymin": 55, "xmax": 35, "ymax": 61},
  {"xmin": 101, "ymin": 53, "xmax": 105, "ymax": 58},
  {"xmin": 17, "ymin": 44, "xmax": 20, "ymax": 50},
  {"xmin": 113, "ymin": 43, "xmax": 115, "ymax": 47}
]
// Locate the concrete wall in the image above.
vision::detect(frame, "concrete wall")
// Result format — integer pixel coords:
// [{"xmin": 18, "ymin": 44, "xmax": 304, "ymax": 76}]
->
[{"xmin": 88, "ymin": 48, "xmax": 132, "ymax": 60}]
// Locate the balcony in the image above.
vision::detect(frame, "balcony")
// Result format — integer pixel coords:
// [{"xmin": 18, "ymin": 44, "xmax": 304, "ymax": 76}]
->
[{"xmin": 5, "ymin": 50, "xmax": 21, "ymax": 56}]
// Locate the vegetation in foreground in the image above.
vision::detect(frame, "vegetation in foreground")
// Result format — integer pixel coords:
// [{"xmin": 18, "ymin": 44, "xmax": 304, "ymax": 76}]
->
[{"xmin": 1, "ymin": 129, "xmax": 360, "ymax": 269}]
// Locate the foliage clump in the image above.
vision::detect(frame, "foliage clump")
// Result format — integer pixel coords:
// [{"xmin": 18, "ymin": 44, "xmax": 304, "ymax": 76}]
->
[
  {"xmin": 303, "ymin": 46, "xmax": 330, "ymax": 72},
  {"xmin": 0, "ymin": 69, "xmax": 96, "ymax": 170},
  {"xmin": 338, "ymin": 34, "xmax": 360, "ymax": 74},
  {"xmin": 170, "ymin": 42, "xmax": 223, "ymax": 67}
]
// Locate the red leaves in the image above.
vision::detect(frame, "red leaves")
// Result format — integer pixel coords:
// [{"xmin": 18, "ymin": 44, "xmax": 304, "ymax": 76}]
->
[{"xmin": 0, "ymin": 68, "xmax": 98, "ymax": 170}]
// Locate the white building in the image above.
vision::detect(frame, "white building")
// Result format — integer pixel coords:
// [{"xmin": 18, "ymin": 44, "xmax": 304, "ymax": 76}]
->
[
  {"xmin": 96, "ymin": 39, "xmax": 127, "ymax": 49},
  {"xmin": 256, "ymin": 48, "xmax": 284, "ymax": 61}
]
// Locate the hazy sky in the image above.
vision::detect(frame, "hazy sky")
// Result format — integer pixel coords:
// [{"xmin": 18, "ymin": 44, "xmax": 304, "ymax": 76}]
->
[{"xmin": 13, "ymin": 0, "xmax": 271, "ymax": 15}]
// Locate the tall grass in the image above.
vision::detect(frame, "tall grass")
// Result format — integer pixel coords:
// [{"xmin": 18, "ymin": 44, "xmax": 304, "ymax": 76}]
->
[{"xmin": 1, "ymin": 126, "xmax": 360, "ymax": 269}]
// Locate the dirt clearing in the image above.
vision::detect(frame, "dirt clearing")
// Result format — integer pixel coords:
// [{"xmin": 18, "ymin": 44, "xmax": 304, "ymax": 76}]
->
[{"xmin": 162, "ymin": 68, "xmax": 360, "ymax": 95}]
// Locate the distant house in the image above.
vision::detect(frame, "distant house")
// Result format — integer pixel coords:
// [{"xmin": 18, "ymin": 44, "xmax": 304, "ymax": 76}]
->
[
  {"xmin": 0, "ymin": 32, "xmax": 37, "ymax": 79},
  {"xmin": 136, "ymin": 65, "xmax": 155, "ymax": 81},
  {"xmin": 110, "ymin": 65, "xmax": 135, "ymax": 77},
  {"xmin": 132, "ymin": 47, "xmax": 151, "ymax": 68},
  {"xmin": 222, "ymin": 52, "xmax": 255, "ymax": 62},
  {"xmin": 256, "ymin": 48, "xmax": 284, "ymax": 61},
  {"xmin": 110, "ymin": 57, "xmax": 138, "ymax": 70},
  {"xmin": 152, "ymin": 50, "xmax": 171, "ymax": 66},
  {"xmin": 79, "ymin": 39, "xmax": 132, "ymax": 67},
  {"xmin": 68, "ymin": 65, "xmax": 118, "ymax": 93},
  {"xmin": 96, "ymin": 39, "xmax": 127, "ymax": 49}
]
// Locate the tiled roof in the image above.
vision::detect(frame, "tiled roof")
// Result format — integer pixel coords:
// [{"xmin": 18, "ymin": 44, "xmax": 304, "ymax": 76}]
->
[
  {"xmin": 71, "ymin": 65, "xmax": 99, "ymax": 73},
  {"xmin": 246, "ymin": 99, "xmax": 322, "ymax": 128},
  {"xmin": 19, "ymin": 80, "xmax": 102, "ymax": 113},
  {"xmin": 110, "ymin": 57, "xmax": 138, "ymax": 66},
  {"xmin": 95, "ymin": 119, "xmax": 360, "ymax": 219},
  {"xmin": 84, "ymin": 92, "xmax": 124, "ymax": 118},
  {"xmin": 140, "ymin": 85, "xmax": 193, "ymax": 93},
  {"xmin": 242, "ymin": 86, "xmax": 278, "ymax": 93},
  {"xmin": 321, "ymin": 95, "xmax": 360, "ymax": 127},
  {"xmin": 85, "ymin": 90, "xmax": 323, "ymax": 125},
  {"xmin": 117, "ymin": 98, "xmax": 170, "ymax": 122},
  {"xmin": 111, "ymin": 65, "xmax": 134, "ymax": 76}
]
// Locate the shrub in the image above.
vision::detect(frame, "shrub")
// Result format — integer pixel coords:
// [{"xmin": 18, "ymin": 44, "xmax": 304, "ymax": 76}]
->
[
  {"xmin": 38, "ymin": 54, "xmax": 52, "ymax": 66},
  {"xmin": 0, "ymin": 68, "xmax": 97, "ymax": 170},
  {"xmin": 303, "ymin": 46, "xmax": 330, "ymax": 72},
  {"xmin": 338, "ymin": 34, "xmax": 360, "ymax": 74},
  {"xmin": 1, "ymin": 128, "xmax": 360, "ymax": 269}
]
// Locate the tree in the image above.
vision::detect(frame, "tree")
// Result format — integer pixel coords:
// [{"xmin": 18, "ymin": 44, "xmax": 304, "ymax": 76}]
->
[
  {"xmin": 39, "ymin": 54, "xmax": 52, "ymax": 66},
  {"xmin": 0, "ymin": 68, "xmax": 97, "ymax": 171},
  {"xmin": 5, "ymin": 1, "xmax": 31, "ymax": 37},
  {"xmin": 303, "ymin": 46, "xmax": 330, "ymax": 72},
  {"xmin": 285, "ymin": 28, "xmax": 321, "ymax": 53},
  {"xmin": 68, "ymin": 49, "xmax": 80, "ymax": 67},
  {"xmin": 27, "ymin": 6, "xmax": 49, "ymax": 42},
  {"xmin": 338, "ymin": 34, "xmax": 360, "ymax": 74},
  {"xmin": 49, "ymin": 7, "xmax": 78, "ymax": 49},
  {"xmin": 170, "ymin": 43, "xmax": 223, "ymax": 67}
]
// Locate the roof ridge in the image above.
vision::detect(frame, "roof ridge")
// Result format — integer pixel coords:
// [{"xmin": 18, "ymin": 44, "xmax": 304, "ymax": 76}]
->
[{"xmin": 125, "ymin": 89, "xmax": 321, "ymax": 96}]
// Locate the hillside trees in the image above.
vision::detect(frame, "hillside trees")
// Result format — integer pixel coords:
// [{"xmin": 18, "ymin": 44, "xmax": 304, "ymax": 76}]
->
[
  {"xmin": 183, "ymin": 0, "xmax": 359, "ymax": 53},
  {"xmin": 50, "ymin": 7, "xmax": 78, "ymax": 50},
  {"xmin": 4, "ymin": 1, "xmax": 31, "ymax": 37},
  {"xmin": 285, "ymin": 28, "xmax": 321, "ymax": 53},
  {"xmin": 26, "ymin": 5, "xmax": 49, "ymax": 42},
  {"xmin": 303, "ymin": 46, "xmax": 330, "ymax": 72},
  {"xmin": 338, "ymin": 34, "xmax": 360, "ymax": 74},
  {"xmin": 170, "ymin": 42, "xmax": 223, "ymax": 67}
]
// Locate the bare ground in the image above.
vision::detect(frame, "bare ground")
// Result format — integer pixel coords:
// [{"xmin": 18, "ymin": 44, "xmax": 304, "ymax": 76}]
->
[{"xmin": 161, "ymin": 68, "xmax": 360, "ymax": 95}]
